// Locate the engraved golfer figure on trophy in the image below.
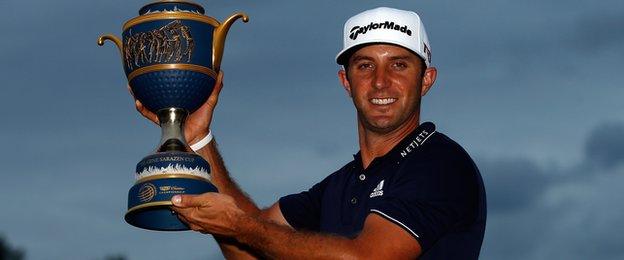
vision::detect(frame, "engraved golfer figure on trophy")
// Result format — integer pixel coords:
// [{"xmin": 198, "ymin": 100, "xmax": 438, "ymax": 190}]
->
[{"xmin": 98, "ymin": 0, "xmax": 248, "ymax": 231}]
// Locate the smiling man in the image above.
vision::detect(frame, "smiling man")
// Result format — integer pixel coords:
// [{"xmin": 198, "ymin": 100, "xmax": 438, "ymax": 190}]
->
[{"xmin": 135, "ymin": 6, "xmax": 486, "ymax": 259}]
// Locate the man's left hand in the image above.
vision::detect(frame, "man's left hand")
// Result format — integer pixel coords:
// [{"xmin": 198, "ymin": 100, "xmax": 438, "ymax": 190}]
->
[{"xmin": 171, "ymin": 192, "xmax": 245, "ymax": 236}]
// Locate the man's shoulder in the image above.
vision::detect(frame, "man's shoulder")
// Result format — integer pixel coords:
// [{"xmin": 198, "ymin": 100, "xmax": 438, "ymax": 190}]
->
[
  {"xmin": 401, "ymin": 130, "xmax": 480, "ymax": 180},
  {"xmin": 394, "ymin": 130, "xmax": 484, "ymax": 211},
  {"xmin": 420, "ymin": 131, "xmax": 475, "ymax": 163}
]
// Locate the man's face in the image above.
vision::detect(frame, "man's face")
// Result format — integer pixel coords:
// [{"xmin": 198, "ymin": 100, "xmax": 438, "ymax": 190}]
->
[{"xmin": 339, "ymin": 44, "xmax": 436, "ymax": 134}]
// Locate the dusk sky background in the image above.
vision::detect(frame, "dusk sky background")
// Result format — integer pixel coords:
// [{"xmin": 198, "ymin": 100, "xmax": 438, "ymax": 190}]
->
[{"xmin": 1, "ymin": 0, "xmax": 623, "ymax": 259}]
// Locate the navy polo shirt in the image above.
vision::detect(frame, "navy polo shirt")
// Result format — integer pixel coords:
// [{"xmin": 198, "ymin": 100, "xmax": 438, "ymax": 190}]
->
[{"xmin": 279, "ymin": 122, "xmax": 486, "ymax": 259}]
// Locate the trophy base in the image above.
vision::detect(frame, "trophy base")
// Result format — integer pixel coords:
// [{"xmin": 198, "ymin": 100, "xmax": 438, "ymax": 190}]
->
[{"xmin": 125, "ymin": 175, "xmax": 217, "ymax": 231}]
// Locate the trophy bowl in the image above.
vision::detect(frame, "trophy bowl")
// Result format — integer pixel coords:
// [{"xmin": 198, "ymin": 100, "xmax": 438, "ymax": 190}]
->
[{"xmin": 98, "ymin": 0, "xmax": 248, "ymax": 231}]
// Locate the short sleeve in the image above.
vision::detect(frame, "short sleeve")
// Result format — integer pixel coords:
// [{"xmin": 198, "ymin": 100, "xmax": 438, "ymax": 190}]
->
[
  {"xmin": 368, "ymin": 154, "xmax": 479, "ymax": 251},
  {"xmin": 279, "ymin": 176, "xmax": 330, "ymax": 231}
]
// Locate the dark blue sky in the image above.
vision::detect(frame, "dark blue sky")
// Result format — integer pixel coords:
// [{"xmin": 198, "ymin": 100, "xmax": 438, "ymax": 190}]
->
[{"xmin": 1, "ymin": 0, "xmax": 623, "ymax": 259}]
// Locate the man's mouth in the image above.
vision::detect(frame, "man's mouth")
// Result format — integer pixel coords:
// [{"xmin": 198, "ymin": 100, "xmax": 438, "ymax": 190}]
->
[{"xmin": 370, "ymin": 98, "xmax": 397, "ymax": 105}]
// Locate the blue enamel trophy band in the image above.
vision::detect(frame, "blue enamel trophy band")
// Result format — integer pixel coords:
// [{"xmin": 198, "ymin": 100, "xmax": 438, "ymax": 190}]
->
[
  {"xmin": 126, "ymin": 176, "xmax": 218, "ymax": 231},
  {"xmin": 129, "ymin": 67, "xmax": 216, "ymax": 112}
]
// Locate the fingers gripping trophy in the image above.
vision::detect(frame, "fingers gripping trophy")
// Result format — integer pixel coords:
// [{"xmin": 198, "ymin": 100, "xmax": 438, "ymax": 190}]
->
[{"xmin": 98, "ymin": 1, "xmax": 248, "ymax": 231}]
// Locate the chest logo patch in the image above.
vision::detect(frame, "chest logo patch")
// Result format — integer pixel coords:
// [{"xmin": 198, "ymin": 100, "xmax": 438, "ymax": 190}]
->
[{"xmin": 370, "ymin": 180, "xmax": 385, "ymax": 198}]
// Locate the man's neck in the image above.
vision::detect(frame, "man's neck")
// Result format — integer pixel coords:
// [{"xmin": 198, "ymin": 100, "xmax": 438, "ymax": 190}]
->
[{"xmin": 357, "ymin": 115, "xmax": 420, "ymax": 169}]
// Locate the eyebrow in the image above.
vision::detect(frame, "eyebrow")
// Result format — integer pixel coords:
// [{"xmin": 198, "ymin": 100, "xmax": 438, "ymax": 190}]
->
[
  {"xmin": 388, "ymin": 55, "xmax": 412, "ymax": 61},
  {"xmin": 350, "ymin": 54, "xmax": 415, "ymax": 63},
  {"xmin": 350, "ymin": 55, "xmax": 373, "ymax": 63}
]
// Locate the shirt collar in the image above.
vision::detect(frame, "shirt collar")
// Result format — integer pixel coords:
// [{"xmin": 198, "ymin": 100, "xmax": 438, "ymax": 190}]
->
[{"xmin": 352, "ymin": 122, "xmax": 437, "ymax": 168}]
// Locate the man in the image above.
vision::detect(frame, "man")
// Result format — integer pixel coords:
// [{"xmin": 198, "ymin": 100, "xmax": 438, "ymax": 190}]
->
[{"xmin": 135, "ymin": 7, "xmax": 486, "ymax": 259}]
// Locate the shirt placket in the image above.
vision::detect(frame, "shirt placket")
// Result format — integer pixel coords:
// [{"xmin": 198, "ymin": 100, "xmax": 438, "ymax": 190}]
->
[{"xmin": 340, "ymin": 163, "xmax": 367, "ymax": 227}]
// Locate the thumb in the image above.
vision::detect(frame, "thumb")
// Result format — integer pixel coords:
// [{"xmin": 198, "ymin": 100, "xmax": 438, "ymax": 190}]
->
[
  {"xmin": 172, "ymin": 194, "xmax": 203, "ymax": 208},
  {"xmin": 206, "ymin": 71, "xmax": 224, "ymax": 105}
]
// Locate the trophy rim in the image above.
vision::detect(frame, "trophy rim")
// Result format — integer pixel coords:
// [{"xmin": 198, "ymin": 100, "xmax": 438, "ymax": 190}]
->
[
  {"xmin": 127, "ymin": 64, "xmax": 217, "ymax": 81},
  {"xmin": 122, "ymin": 11, "xmax": 220, "ymax": 31},
  {"xmin": 126, "ymin": 201, "xmax": 174, "ymax": 215},
  {"xmin": 139, "ymin": 0, "xmax": 205, "ymax": 15}
]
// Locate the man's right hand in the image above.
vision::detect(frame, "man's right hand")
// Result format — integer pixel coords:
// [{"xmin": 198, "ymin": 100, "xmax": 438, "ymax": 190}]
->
[{"xmin": 130, "ymin": 71, "xmax": 225, "ymax": 146}]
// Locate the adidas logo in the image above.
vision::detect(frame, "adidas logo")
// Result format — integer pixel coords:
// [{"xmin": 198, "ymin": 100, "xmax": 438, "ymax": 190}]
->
[{"xmin": 369, "ymin": 180, "xmax": 385, "ymax": 198}]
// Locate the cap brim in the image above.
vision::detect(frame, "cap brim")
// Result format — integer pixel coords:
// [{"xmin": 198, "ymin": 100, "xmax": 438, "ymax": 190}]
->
[{"xmin": 335, "ymin": 40, "xmax": 427, "ymax": 66}]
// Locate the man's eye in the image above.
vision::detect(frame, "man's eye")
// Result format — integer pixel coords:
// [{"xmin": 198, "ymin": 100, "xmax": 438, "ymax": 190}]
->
[
  {"xmin": 392, "ymin": 62, "xmax": 407, "ymax": 69},
  {"xmin": 357, "ymin": 63, "xmax": 374, "ymax": 70}
]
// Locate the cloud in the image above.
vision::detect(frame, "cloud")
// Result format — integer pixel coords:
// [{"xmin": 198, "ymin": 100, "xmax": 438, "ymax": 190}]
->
[
  {"xmin": 479, "ymin": 158, "xmax": 553, "ymax": 212},
  {"xmin": 584, "ymin": 122, "xmax": 624, "ymax": 169},
  {"xmin": 574, "ymin": 9, "xmax": 624, "ymax": 50},
  {"xmin": 480, "ymin": 122, "xmax": 624, "ymax": 260}
]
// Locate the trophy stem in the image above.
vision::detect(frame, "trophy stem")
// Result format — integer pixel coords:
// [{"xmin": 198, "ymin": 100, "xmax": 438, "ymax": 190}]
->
[{"xmin": 156, "ymin": 108, "xmax": 190, "ymax": 152}]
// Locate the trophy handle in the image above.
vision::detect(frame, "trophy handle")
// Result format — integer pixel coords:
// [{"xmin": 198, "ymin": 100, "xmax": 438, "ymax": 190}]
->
[
  {"xmin": 213, "ymin": 12, "xmax": 249, "ymax": 71},
  {"xmin": 98, "ymin": 34, "xmax": 123, "ymax": 54}
]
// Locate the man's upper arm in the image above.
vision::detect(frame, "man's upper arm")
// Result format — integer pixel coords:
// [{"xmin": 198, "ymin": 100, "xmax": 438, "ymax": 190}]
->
[
  {"xmin": 353, "ymin": 213, "xmax": 422, "ymax": 258},
  {"xmin": 275, "ymin": 174, "xmax": 332, "ymax": 231},
  {"xmin": 258, "ymin": 204, "xmax": 422, "ymax": 258}
]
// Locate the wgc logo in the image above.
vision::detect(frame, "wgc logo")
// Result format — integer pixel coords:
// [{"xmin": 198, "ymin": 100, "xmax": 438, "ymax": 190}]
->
[{"xmin": 138, "ymin": 183, "xmax": 157, "ymax": 203}]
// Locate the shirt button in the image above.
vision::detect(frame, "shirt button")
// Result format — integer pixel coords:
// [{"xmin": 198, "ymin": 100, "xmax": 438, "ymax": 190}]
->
[
  {"xmin": 350, "ymin": 197, "xmax": 358, "ymax": 204},
  {"xmin": 358, "ymin": 174, "xmax": 366, "ymax": 181}
]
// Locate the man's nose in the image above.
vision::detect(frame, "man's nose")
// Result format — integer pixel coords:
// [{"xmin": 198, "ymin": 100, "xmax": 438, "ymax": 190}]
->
[{"xmin": 373, "ymin": 68, "xmax": 390, "ymax": 90}]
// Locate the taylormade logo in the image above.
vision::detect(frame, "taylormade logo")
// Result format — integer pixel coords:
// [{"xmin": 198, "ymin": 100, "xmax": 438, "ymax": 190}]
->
[{"xmin": 349, "ymin": 21, "xmax": 412, "ymax": 40}]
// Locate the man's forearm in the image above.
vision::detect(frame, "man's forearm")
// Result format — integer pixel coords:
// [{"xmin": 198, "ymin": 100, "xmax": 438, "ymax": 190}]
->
[
  {"xmin": 194, "ymin": 140, "xmax": 262, "ymax": 259},
  {"xmin": 234, "ymin": 215, "xmax": 361, "ymax": 260},
  {"xmin": 195, "ymin": 142, "xmax": 359, "ymax": 259},
  {"xmin": 195, "ymin": 140, "xmax": 260, "ymax": 215}
]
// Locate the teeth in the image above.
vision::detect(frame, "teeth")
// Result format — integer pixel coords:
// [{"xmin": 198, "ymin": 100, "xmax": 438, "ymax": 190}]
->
[{"xmin": 370, "ymin": 98, "xmax": 396, "ymax": 105}]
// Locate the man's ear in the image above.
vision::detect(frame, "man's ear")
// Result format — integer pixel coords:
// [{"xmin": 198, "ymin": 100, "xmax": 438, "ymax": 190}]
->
[
  {"xmin": 420, "ymin": 67, "xmax": 437, "ymax": 97},
  {"xmin": 338, "ymin": 69, "xmax": 352, "ymax": 97}
]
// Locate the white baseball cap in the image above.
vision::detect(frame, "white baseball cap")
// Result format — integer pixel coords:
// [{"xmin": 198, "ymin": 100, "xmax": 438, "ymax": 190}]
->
[{"xmin": 335, "ymin": 7, "xmax": 432, "ymax": 67}]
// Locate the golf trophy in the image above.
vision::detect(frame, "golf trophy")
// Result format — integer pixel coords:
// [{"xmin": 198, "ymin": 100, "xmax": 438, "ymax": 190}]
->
[{"xmin": 98, "ymin": 0, "xmax": 248, "ymax": 231}]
